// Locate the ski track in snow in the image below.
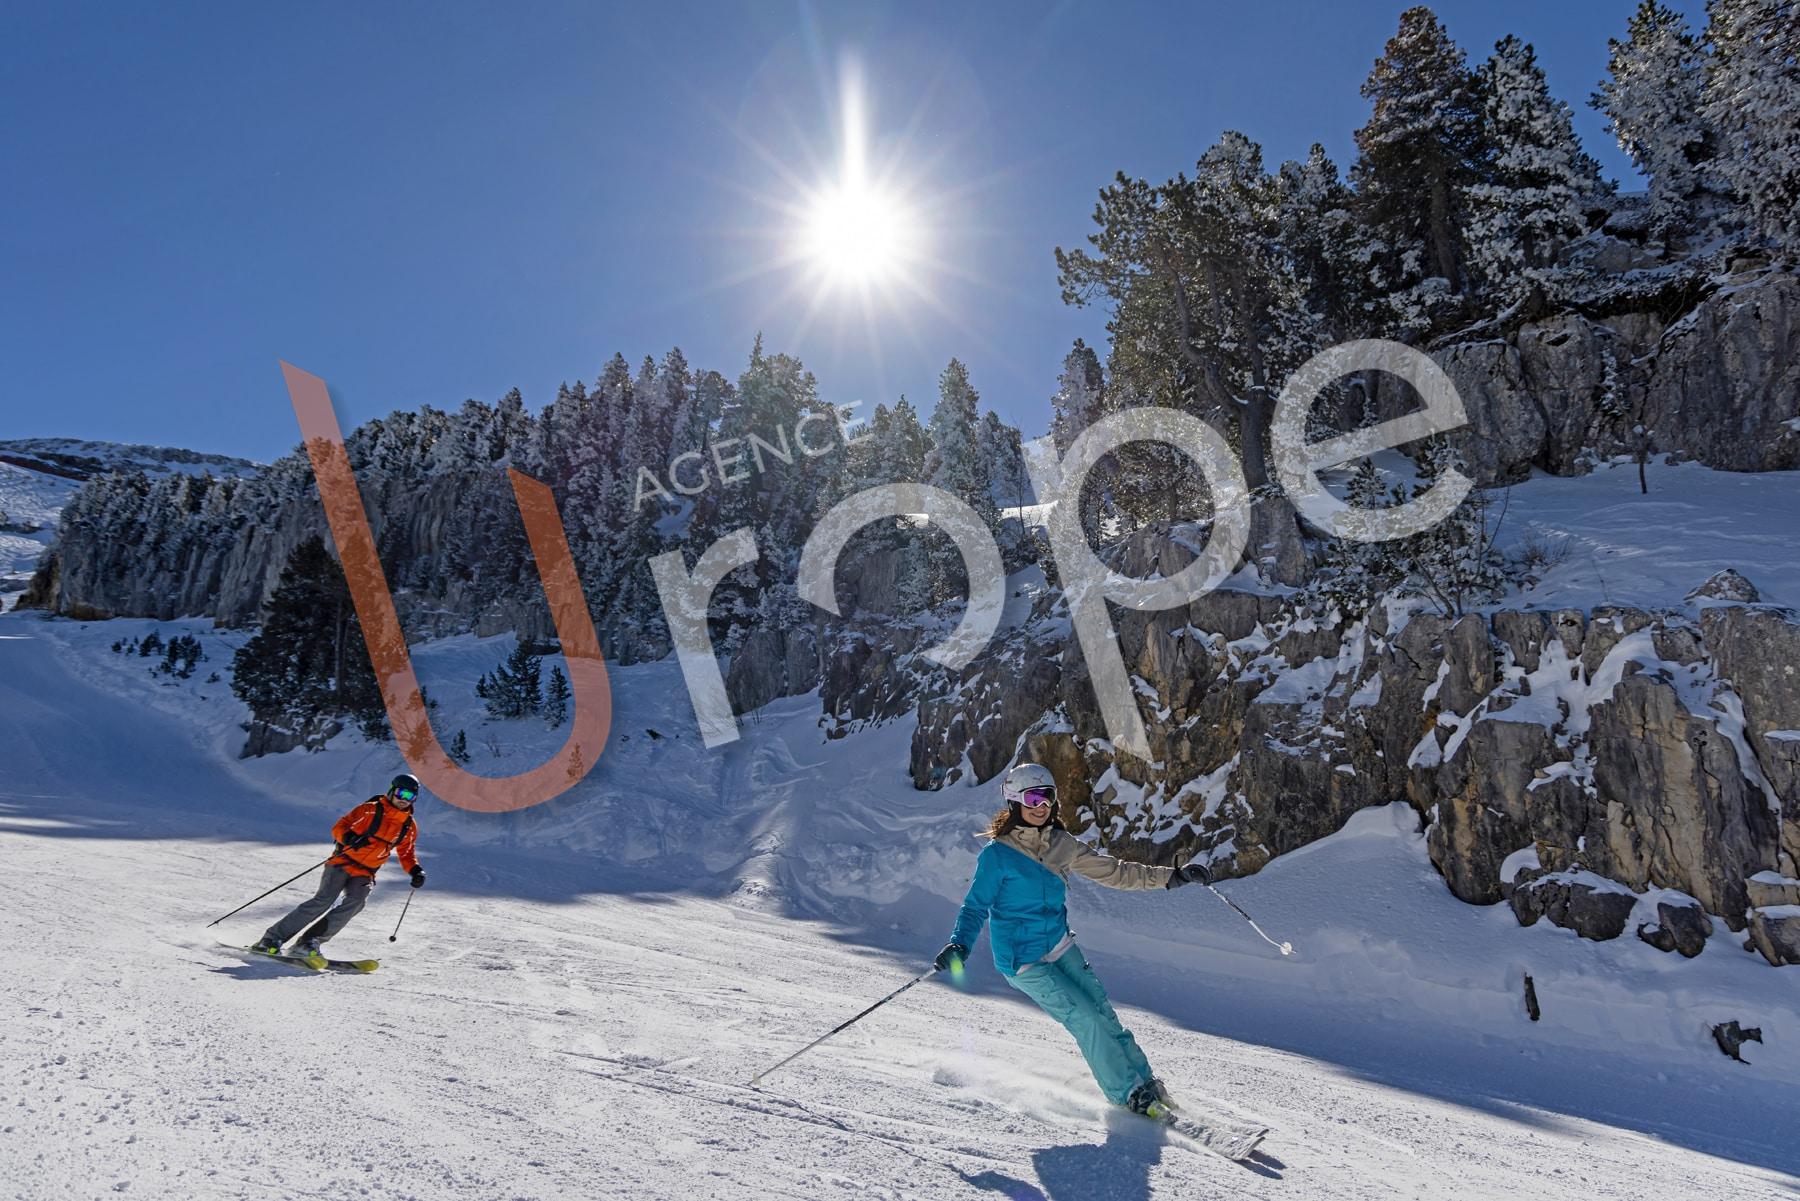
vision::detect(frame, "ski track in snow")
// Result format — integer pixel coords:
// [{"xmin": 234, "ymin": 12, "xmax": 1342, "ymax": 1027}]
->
[{"xmin": 3, "ymin": 603, "xmax": 1800, "ymax": 1197}]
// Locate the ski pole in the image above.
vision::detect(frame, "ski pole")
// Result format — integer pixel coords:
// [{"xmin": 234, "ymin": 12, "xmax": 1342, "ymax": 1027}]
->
[
  {"xmin": 749, "ymin": 966, "xmax": 939, "ymax": 1086},
  {"xmin": 388, "ymin": 889, "xmax": 414, "ymax": 942},
  {"xmin": 1204, "ymin": 882, "xmax": 1295, "ymax": 956},
  {"xmin": 207, "ymin": 858, "xmax": 328, "ymax": 928}
]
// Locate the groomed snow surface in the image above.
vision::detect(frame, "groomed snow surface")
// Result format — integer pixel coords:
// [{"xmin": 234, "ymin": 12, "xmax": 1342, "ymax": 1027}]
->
[{"xmin": 3, "ymin": 609, "xmax": 1798, "ymax": 1201}]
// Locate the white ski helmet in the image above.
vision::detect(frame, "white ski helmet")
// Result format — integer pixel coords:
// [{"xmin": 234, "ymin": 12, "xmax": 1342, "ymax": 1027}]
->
[{"xmin": 1002, "ymin": 762, "xmax": 1057, "ymax": 805}]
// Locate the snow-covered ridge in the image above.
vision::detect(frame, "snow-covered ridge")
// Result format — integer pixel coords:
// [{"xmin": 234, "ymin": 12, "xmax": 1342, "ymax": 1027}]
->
[
  {"xmin": 0, "ymin": 462, "xmax": 79, "ymax": 598},
  {"xmin": 0, "ymin": 437, "xmax": 260, "ymax": 603},
  {"xmin": 0, "ymin": 436, "xmax": 261, "ymax": 482}
]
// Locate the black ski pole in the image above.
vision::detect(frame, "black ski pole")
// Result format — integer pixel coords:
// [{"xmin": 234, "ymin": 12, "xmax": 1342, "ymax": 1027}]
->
[
  {"xmin": 207, "ymin": 858, "xmax": 328, "ymax": 928},
  {"xmin": 749, "ymin": 966, "xmax": 939, "ymax": 1086},
  {"xmin": 388, "ymin": 889, "xmax": 414, "ymax": 942}
]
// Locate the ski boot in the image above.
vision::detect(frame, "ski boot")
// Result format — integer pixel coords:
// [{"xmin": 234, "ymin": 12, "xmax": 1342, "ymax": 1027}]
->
[
  {"xmin": 1150, "ymin": 1077, "xmax": 1178, "ymax": 1111},
  {"xmin": 291, "ymin": 938, "xmax": 327, "ymax": 969},
  {"xmin": 1126, "ymin": 1080, "xmax": 1168, "ymax": 1119},
  {"xmin": 251, "ymin": 935, "xmax": 283, "ymax": 956}
]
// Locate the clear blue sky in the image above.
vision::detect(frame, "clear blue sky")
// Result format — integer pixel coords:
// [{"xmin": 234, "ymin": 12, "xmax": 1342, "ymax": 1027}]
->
[{"xmin": 1, "ymin": 1, "xmax": 1704, "ymax": 463}]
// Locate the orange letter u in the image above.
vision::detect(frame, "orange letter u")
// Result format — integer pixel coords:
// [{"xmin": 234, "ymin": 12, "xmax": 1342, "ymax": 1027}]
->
[{"xmin": 281, "ymin": 362, "xmax": 612, "ymax": 812}]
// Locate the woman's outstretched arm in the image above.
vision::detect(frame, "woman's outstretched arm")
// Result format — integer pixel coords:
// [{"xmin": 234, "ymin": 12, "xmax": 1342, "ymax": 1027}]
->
[{"xmin": 1045, "ymin": 830, "xmax": 1175, "ymax": 891}]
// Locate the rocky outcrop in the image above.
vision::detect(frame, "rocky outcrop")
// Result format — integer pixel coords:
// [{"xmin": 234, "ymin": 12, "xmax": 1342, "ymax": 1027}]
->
[
  {"xmin": 1365, "ymin": 269, "xmax": 1800, "ymax": 486},
  {"xmin": 239, "ymin": 716, "xmax": 342, "ymax": 757},
  {"xmin": 1697, "ymin": 605, "xmax": 1800, "ymax": 880},
  {"xmin": 1688, "ymin": 569, "xmax": 1761, "ymax": 604},
  {"xmin": 909, "ymin": 633, "xmax": 1062, "ymax": 790},
  {"xmin": 903, "ymin": 540, "xmax": 1798, "ymax": 962},
  {"xmin": 1638, "ymin": 269, "xmax": 1800, "ymax": 475},
  {"xmin": 725, "ymin": 627, "xmax": 823, "ymax": 715},
  {"xmin": 1747, "ymin": 907, "xmax": 1800, "ymax": 967},
  {"xmin": 1510, "ymin": 869, "xmax": 1639, "ymax": 942}
]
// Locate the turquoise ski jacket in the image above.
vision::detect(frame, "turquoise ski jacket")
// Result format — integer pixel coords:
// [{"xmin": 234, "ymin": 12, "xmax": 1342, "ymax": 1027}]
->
[{"xmin": 950, "ymin": 825, "xmax": 1173, "ymax": 975}]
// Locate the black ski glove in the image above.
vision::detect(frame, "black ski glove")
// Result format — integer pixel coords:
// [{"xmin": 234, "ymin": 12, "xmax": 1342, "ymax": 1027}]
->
[
  {"xmin": 933, "ymin": 942, "xmax": 969, "ymax": 972},
  {"xmin": 410, "ymin": 866, "xmax": 426, "ymax": 889},
  {"xmin": 1165, "ymin": 859, "xmax": 1212, "ymax": 889}
]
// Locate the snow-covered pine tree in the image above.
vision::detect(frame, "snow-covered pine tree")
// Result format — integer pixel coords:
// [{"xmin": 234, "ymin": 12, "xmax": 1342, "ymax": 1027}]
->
[
  {"xmin": 1276, "ymin": 145, "xmax": 1372, "ymax": 340},
  {"xmin": 1594, "ymin": 2, "xmax": 1726, "ymax": 238},
  {"xmin": 492, "ymin": 387, "xmax": 530, "ymax": 464},
  {"xmin": 1352, "ymin": 6, "xmax": 1490, "ymax": 335},
  {"xmin": 688, "ymin": 368, "xmax": 733, "ymax": 465},
  {"xmin": 1060, "ymin": 130, "xmax": 1315, "ymax": 517},
  {"xmin": 924, "ymin": 359, "xmax": 994, "ymax": 516},
  {"xmin": 1175, "ymin": 131, "xmax": 1316, "ymax": 498},
  {"xmin": 977, "ymin": 411, "xmax": 1028, "ymax": 520},
  {"xmin": 878, "ymin": 397, "xmax": 929, "ymax": 483},
  {"xmin": 1301, "ymin": 456, "xmax": 1406, "ymax": 619},
  {"xmin": 532, "ymin": 379, "xmax": 588, "ymax": 485},
  {"xmin": 1049, "ymin": 339, "xmax": 1105, "ymax": 456},
  {"xmin": 1393, "ymin": 441, "xmax": 1510, "ymax": 618},
  {"xmin": 1701, "ymin": 0, "xmax": 1800, "ymax": 253},
  {"xmin": 659, "ymin": 348, "xmax": 710, "ymax": 477},
  {"xmin": 1467, "ymin": 36, "xmax": 1608, "ymax": 301},
  {"xmin": 924, "ymin": 359, "xmax": 996, "ymax": 604},
  {"xmin": 433, "ymin": 398, "xmax": 495, "ymax": 472},
  {"xmin": 842, "ymin": 396, "xmax": 933, "ymax": 612},
  {"xmin": 229, "ymin": 536, "xmax": 387, "ymax": 748},
  {"xmin": 563, "ymin": 354, "xmax": 634, "ymax": 605},
  {"xmin": 543, "ymin": 664, "xmax": 569, "ymax": 728},
  {"xmin": 842, "ymin": 400, "xmax": 889, "ymax": 489},
  {"xmin": 450, "ymin": 729, "xmax": 471, "ymax": 764},
  {"xmin": 481, "ymin": 637, "xmax": 543, "ymax": 719},
  {"xmin": 1045, "ymin": 340, "xmax": 1112, "ymax": 569},
  {"xmin": 686, "ymin": 337, "xmax": 829, "ymax": 649}
]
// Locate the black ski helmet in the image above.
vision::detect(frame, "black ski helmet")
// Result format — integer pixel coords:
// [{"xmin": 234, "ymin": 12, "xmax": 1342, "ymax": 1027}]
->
[{"xmin": 389, "ymin": 772, "xmax": 422, "ymax": 800}]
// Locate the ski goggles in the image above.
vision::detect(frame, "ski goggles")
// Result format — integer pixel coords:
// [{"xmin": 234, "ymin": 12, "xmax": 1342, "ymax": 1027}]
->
[
  {"xmin": 1017, "ymin": 786, "xmax": 1056, "ymax": 810},
  {"xmin": 390, "ymin": 786, "xmax": 418, "ymax": 804}
]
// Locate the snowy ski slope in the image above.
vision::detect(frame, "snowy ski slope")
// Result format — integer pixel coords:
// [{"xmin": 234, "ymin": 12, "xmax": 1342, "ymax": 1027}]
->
[{"xmin": 2, "ymin": 607, "xmax": 1796, "ymax": 1200}]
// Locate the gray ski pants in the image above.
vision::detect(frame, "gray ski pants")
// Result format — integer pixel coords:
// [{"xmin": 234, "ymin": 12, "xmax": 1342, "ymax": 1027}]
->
[{"xmin": 265, "ymin": 864, "xmax": 373, "ymax": 945}]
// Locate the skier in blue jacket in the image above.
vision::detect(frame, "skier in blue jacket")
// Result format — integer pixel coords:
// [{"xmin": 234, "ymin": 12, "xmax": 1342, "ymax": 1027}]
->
[{"xmin": 935, "ymin": 762, "xmax": 1213, "ymax": 1117}]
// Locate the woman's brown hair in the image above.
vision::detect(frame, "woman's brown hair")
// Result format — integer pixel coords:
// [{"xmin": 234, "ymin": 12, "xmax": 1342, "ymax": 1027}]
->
[{"xmin": 986, "ymin": 800, "xmax": 1063, "ymax": 839}]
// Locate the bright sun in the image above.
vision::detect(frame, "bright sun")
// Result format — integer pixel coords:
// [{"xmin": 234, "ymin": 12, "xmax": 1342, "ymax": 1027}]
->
[
  {"xmin": 789, "ymin": 64, "xmax": 923, "ymax": 294},
  {"xmin": 801, "ymin": 181, "xmax": 910, "ymax": 285}
]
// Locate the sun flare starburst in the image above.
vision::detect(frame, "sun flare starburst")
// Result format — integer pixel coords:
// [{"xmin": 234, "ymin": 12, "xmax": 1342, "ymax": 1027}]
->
[
  {"xmin": 800, "ymin": 179, "xmax": 912, "ymax": 286},
  {"xmin": 788, "ymin": 67, "xmax": 925, "ymax": 296},
  {"xmin": 699, "ymin": 50, "xmax": 996, "ymax": 374}
]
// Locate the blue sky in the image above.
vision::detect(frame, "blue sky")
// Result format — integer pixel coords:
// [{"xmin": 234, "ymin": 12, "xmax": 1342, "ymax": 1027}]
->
[{"xmin": 1, "ymin": 1, "xmax": 1706, "ymax": 463}]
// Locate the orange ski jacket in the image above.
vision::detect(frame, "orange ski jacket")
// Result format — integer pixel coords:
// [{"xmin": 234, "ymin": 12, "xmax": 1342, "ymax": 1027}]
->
[{"xmin": 328, "ymin": 797, "xmax": 420, "ymax": 878}]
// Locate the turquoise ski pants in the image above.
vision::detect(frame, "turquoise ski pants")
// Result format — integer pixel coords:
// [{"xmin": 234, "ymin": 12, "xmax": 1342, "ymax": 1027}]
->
[{"xmin": 1005, "ymin": 944, "xmax": 1153, "ymax": 1106}]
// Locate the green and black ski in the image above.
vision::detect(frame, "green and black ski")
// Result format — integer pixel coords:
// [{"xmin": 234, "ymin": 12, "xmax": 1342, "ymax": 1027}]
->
[{"xmin": 219, "ymin": 941, "xmax": 379, "ymax": 973}]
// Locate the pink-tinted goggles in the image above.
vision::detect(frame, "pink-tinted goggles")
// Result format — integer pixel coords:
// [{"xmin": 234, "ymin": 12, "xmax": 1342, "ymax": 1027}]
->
[{"xmin": 1018, "ymin": 786, "xmax": 1056, "ymax": 809}]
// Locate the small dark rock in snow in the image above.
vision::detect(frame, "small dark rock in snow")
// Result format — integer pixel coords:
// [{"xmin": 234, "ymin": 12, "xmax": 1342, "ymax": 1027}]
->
[
  {"xmin": 1686, "ymin": 569, "xmax": 1760, "ymax": 604},
  {"xmin": 1711, "ymin": 1020, "xmax": 1762, "ymax": 1063},
  {"xmin": 1635, "ymin": 899, "xmax": 1712, "ymax": 958}
]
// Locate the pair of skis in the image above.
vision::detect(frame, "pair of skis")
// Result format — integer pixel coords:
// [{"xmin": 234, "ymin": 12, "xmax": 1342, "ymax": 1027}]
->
[
  {"xmin": 219, "ymin": 941, "xmax": 379, "ymax": 974},
  {"xmin": 1139, "ymin": 1096, "xmax": 1268, "ymax": 1162}
]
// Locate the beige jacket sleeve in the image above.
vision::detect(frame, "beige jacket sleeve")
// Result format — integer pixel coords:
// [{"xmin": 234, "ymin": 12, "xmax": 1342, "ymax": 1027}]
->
[{"xmin": 1043, "ymin": 829, "xmax": 1174, "ymax": 891}]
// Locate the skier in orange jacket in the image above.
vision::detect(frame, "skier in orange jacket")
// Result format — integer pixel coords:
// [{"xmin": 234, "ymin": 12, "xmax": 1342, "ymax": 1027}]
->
[{"xmin": 252, "ymin": 773, "xmax": 426, "ymax": 963}]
